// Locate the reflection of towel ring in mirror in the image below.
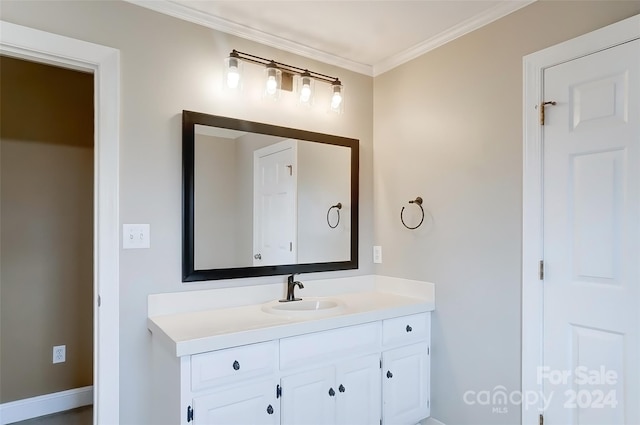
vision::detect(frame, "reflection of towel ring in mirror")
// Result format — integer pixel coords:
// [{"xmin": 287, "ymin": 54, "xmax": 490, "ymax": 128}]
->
[
  {"xmin": 401, "ymin": 197, "xmax": 424, "ymax": 230},
  {"xmin": 327, "ymin": 203, "xmax": 342, "ymax": 229}
]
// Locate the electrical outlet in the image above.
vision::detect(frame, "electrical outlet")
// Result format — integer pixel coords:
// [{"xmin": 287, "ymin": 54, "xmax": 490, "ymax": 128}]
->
[{"xmin": 53, "ymin": 345, "xmax": 66, "ymax": 364}]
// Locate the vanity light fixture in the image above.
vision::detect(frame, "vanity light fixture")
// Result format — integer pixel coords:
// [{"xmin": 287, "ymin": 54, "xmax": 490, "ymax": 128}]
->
[{"xmin": 224, "ymin": 49, "xmax": 345, "ymax": 112}]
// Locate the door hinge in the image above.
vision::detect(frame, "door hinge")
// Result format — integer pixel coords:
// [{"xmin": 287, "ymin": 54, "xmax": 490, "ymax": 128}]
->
[
  {"xmin": 379, "ymin": 358, "xmax": 382, "ymax": 369},
  {"xmin": 286, "ymin": 164, "xmax": 293, "ymax": 176},
  {"xmin": 187, "ymin": 405, "xmax": 194, "ymax": 422},
  {"xmin": 98, "ymin": 295, "xmax": 101, "ymax": 307},
  {"xmin": 539, "ymin": 101, "xmax": 557, "ymax": 125},
  {"xmin": 427, "ymin": 345, "xmax": 430, "ymax": 355},
  {"xmin": 539, "ymin": 260, "xmax": 544, "ymax": 280},
  {"xmin": 276, "ymin": 384, "xmax": 282, "ymax": 398},
  {"xmin": 539, "ymin": 413, "xmax": 544, "ymax": 425},
  {"xmin": 290, "ymin": 242, "xmax": 293, "ymax": 252}
]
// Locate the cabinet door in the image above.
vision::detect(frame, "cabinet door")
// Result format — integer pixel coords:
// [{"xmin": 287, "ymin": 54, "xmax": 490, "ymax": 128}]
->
[
  {"xmin": 281, "ymin": 366, "xmax": 336, "ymax": 425},
  {"xmin": 335, "ymin": 353, "xmax": 381, "ymax": 425},
  {"xmin": 192, "ymin": 379, "xmax": 278, "ymax": 425},
  {"xmin": 382, "ymin": 343, "xmax": 430, "ymax": 425}
]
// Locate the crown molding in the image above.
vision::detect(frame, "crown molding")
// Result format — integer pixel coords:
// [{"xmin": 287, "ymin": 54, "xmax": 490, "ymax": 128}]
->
[
  {"xmin": 126, "ymin": 0, "xmax": 374, "ymax": 76},
  {"xmin": 127, "ymin": 0, "xmax": 536, "ymax": 78},
  {"xmin": 372, "ymin": 0, "xmax": 536, "ymax": 76}
]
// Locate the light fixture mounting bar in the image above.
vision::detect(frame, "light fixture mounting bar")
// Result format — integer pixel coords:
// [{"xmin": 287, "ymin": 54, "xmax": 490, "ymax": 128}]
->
[{"xmin": 230, "ymin": 50, "xmax": 340, "ymax": 84}]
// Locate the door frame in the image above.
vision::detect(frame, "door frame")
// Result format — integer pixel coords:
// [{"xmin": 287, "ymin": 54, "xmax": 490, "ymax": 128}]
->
[
  {"xmin": 521, "ymin": 14, "xmax": 640, "ymax": 425},
  {"xmin": 0, "ymin": 21, "xmax": 120, "ymax": 424}
]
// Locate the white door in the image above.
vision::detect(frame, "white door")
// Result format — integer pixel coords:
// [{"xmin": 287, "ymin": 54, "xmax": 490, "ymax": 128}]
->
[
  {"xmin": 382, "ymin": 343, "xmax": 430, "ymax": 425},
  {"xmin": 335, "ymin": 354, "xmax": 381, "ymax": 425},
  {"xmin": 192, "ymin": 379, "xmax": 278, "ymax": 425},
  {"xmin": 542, "ymin": 39, "xmax": 639, "ymax": 424},
  {"xmin": 253, "ymin": 140, "xmax": 297, "ymax": 266},
  {"xmin": 280, "ymin": 367, "xmax": 335, "ymax": 425}
]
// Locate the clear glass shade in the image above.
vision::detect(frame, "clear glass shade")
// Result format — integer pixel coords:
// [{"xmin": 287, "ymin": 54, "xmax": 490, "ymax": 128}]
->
[
  {"xmin": 330, "ymin": 81, "xmax": 344, "ymax": 113},
  {"xmin": 224, "ymin": 56, "xmax": 242, "ymax": 89},
  {"xmin": 264, "ymin": 65, "xmax": 282, "ymax": 100},
  {"xmin": 296, "ymin": 73, "xmax": 315, "ymax": 106}
]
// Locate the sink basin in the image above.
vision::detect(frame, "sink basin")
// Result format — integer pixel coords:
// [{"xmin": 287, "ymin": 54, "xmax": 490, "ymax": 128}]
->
[{"xmin": 262, "ymin": 298, "xmax": 346, "ymax": 317}]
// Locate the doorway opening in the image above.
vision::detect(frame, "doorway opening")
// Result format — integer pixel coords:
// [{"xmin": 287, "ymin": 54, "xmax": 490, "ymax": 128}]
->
[
  {"xmin": 0, "ymin": 55, "xmax": 94, "ymax": 422},
  {"xmin": 0, "ymin": 21, "xmax": 120, "ymax": 425}
]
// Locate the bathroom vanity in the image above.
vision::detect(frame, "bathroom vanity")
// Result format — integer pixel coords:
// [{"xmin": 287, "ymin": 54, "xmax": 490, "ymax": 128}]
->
[{"xmin": 148, "ymin": 275, "xmax": 434, "ymax": 425}]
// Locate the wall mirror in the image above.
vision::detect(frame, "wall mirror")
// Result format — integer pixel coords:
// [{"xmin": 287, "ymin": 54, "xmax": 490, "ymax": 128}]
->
[{"xmin": 182, "ymin": 110, "xmax": 359, "ymax": 281}]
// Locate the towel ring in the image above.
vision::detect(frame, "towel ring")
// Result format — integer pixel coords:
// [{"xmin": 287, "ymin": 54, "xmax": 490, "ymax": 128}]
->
[
  {"xmin": 327, "ymin": 203, "xmax": 342, "ymax": 229},
  {"xmin": 401, "ymin": 197, "xmax": 424, "ymax": 230}
]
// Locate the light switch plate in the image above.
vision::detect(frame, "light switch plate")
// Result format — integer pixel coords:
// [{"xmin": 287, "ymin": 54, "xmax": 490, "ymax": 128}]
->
[
  {"xmin": 373, "ymin": 245, "xmax": 382, "ymax": 264},
  {"xmin": 123, "ymin": 224, "xmax": 150, "ymax": 249}
]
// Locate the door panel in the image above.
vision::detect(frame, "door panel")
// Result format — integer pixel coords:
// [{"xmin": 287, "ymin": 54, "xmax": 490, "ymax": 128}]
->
[
  {"xmin": 570, "ymin": 71, "xmax": 628, "ymax": 130},
  {"xmin": 382, "ymin": 343, "xmax": 429, "ymax": 424},
  {"xmin": 542, "ymin": 39, "xmax": 639, "ymax": 424},
  {"xmin": 280, "ymin": 367, "xmax": 335, "ymax": 425},
  {"xmin": 253, "ymin": 140, "xmax": 297, "ymax": 266},
  {"xmin": 571, "ymin": 149, "xmax": 623, "ymax": 282},
  {"xmin": 336, "ymin": 354, "xmax": 381, "ymax": 425}
]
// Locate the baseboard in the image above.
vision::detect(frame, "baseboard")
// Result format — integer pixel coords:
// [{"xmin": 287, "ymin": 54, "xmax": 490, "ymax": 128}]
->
[
  {"xmin": 0, "ymin": 386, "xmax": 93, "ymax": 424},
  {"xmin": 423, "ymin": 417, "xmax": 446, "ymax": 425}
]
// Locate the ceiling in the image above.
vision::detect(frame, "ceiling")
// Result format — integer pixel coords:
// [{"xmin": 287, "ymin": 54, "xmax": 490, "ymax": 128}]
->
[{"xmin": 129, "ymin": 0, "xmax": 535, "ymax": 76}]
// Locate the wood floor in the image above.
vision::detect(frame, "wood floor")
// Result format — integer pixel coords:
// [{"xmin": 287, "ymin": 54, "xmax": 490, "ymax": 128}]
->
[{"xmin": 12, "ymin": 406, "xmax": 92, "ymax": 425}]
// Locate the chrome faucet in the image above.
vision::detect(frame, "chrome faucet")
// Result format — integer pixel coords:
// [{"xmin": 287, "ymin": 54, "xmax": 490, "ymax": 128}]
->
[{"xmin": 280, "ymin": 274, "xmax": 304, "ymax": 302}]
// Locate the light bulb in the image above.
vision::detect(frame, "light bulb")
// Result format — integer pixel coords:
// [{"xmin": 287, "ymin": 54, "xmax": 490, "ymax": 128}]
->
[
  {"xmin": 264, "ymin": 63, "xmax": 281, "ymax": 97},
  {"xmin": 297, "ymin": 73, "xmax": 314, "ymax": 105},
  {"xmin": 331, "ymin": 92, "xmax": 343, "ymax": 110},
  {"xmin": 300, "ymin": 84, "xmax": 311, "ymax": 103},
  {"xmin": 266, "ymin": 76, "xmax": 278, "ymax": 95},
  {"xmin": 227, "ymin": 66, "xmax": 240, "ymax": 89}
]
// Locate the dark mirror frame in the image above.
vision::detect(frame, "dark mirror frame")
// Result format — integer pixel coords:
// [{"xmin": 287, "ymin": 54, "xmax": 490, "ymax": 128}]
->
[{"xmin": 182, "ymin": 110, "xmax": 359, "ymax": 282}]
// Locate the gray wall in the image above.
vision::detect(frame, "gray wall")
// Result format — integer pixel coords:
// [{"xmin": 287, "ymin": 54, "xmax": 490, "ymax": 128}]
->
[
  {"xmin": 194, "ymin": 134, "xmax": 239, "ymax": 269},
  {"xmin": 373, "ymin": 1, "xmax": 640, "ymax": 424},
  {"xmin": 298, "ymin": 142, "xmax": 351, "ymax": 263},
  {"xmin": 0, "ymin": 1, "xmax": 374, "ymax": 423},
  {"xmin": 0, "ymin": 57, "xmax": 94, "ymax": 402}
]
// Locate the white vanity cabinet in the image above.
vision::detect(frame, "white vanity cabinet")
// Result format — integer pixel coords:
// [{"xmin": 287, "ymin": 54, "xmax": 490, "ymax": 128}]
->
[
  {"xmin": 150, "ymin": 311, "xmax": 431, "ymax": 425},
  {"xmin": 381, "ymin": 312, "xmax": 431, "ymax": 424}
]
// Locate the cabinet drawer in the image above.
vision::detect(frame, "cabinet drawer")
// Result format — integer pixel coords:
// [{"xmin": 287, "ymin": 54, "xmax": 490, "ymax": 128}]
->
[
  {"xmin": 382, "ymin": 312, "xmax": 429, "ymax": 347},
  {"xmin": 280, "ymin": 322, "xmax": 381, "ymax": 370},
  {"xmin": 191, "ymin": 341, "xmax": 278, "ymax": 392}
]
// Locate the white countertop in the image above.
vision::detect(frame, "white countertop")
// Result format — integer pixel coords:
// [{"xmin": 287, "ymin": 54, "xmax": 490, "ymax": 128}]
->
[{"xmin": 148, "ymin": 275, "xmax": 435, "ymax": 357}]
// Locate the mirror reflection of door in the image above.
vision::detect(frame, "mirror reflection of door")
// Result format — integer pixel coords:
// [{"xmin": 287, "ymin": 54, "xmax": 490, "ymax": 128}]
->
[{"xmin": 253, "ymin": 139, "xmax": 297, "ymax": 266}]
